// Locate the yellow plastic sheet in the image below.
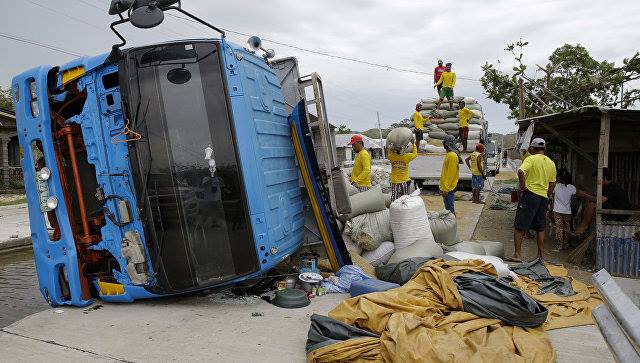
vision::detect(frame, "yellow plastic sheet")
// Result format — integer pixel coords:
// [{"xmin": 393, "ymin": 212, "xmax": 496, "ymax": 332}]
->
[{"xmin": 308, "ymin": 259, "xmax": 556, "ymax": 362}]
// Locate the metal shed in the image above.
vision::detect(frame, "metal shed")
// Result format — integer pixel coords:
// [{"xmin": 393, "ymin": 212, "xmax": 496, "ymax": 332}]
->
[{"xmin": 518, "ymin": 106, "xmax": 640, "ymax": 277}]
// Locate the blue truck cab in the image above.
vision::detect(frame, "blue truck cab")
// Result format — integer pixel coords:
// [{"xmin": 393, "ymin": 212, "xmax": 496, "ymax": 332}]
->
[{"xmin": 12, "ymin": 38, "xmax": 305, "ymax": 306}]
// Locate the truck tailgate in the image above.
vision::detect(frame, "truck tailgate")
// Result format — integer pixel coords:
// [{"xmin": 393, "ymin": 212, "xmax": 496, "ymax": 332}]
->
[{"xmin": 409, "ymin": 153, "xmax": 473, "ymax": 185}]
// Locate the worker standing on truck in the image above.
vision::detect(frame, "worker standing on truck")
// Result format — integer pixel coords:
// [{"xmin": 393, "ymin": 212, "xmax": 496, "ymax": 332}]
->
[
  {"xmin": 388, "ymin": 140, "xmax": 418, "ymax": 201},
  {"xmin": 412, "ymin": 103, "xmax": 427, "ymax": 150},
  {"xmin": 457, "ymin": 100, "xmax": 475, "ymax": 152},
  {"xmin": 434, "ymin": 60, "xmax": 446, "ymax": 94},
  {"xmin": 509, "ymin": 138, "xmax": 556, "ymax": 262},
  {"xmin": 434, "ymin": 62, "xmax": 456, "ymax": 110},
  {"xmin": 440, "ymin": 135, "xmax": 460, "ymax": 215},
  {"xmin": 465, "ymin": 143, "xmax": 485, "ymax": 204},
  {"xmin": 348, "ymin": 135, "xmax": 372, "ymax": 192}
]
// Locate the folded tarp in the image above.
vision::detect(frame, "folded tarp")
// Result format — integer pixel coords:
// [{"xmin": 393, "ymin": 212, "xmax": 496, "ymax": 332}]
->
[
  {"xmin": 375, "ymin": 257, "xmax": 434, "ymax": 285},
  {"xmin": 454, "ymin": 272, "xmax": 549, "ymax": 328},
  {"xmin": 511, "ymin": 259, "xmax": 575, "ymax": 297},
  {"xmin": 306, "ymin": 314, "xmax": 379, "ymax": 354}
]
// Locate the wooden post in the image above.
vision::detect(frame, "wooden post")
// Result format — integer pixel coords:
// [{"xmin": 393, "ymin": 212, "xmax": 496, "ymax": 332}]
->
[
  {"xmin": 596, "ymin": 112, "xmax": 611, "ymax": 235},
  {"xmin": 518, "ymin": 78, "xmax": 525, "ymax": 120}
]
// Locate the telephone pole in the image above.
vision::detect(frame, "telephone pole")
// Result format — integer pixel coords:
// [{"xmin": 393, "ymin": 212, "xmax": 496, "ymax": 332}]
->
[
  {"xmin": 518, "ymin": 78, "xmax": 525, "ymax": 119},
  {"xmin": 377, "ymin": 111, "xmax": 385, "ymax": 158}
]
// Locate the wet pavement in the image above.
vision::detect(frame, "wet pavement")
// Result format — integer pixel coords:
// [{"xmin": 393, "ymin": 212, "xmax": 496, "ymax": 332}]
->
[{"xmin": 0, "ymin": 248, "xmax": 49, "ymax": 327}]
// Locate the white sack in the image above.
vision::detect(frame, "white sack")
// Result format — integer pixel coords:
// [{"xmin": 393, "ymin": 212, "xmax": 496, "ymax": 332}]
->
[
  {"xmin": 388, "ymin": 238, "xmax": 444, "ymax": 264},
  {"xmin": 389, "ymin": 195, "xmax": 434, "ymax": 248},
  {"xmin": 445, "ymin": 252, "xmax": 513, "ymax": 278},
  {"xmin": 361, "ymin": 241, "xmax": 395, "ymax": 267},
  {"xmin": 349, "ymin": 209, "xmax": 393, "ymax": 251}
]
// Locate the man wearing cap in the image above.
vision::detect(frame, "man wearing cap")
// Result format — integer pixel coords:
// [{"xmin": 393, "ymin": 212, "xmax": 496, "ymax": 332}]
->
[
  {"xmin": 412, "ymin": 103, "xmax": 428, "ymax": 150},
  {"xmin": 509, "ymin": 138, "xmax": 556, "ymax": 262},
  {"xmin": 348, "ymin": 135, "xmax": 372, "ymax": 192},
  {"xmin": 465, "ymin": 143, "xmax": 485, "ymax": 204},
  {"xmin": 434, "ymin": 60, "xmax": 446, "ymax": 94},
  {"xmin": 457, "ymin": 100, "xmax": 475, "ymax": 152},
  {"xmin": 440, "ymin": 135, "xmax": 460, "ymax": 215},
  {"xmin": 434, "ymin": 62, "xmax": 456, "ymax": 110}
]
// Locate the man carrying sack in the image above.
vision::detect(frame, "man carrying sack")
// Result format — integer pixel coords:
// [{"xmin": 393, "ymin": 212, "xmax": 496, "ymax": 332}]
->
[{"xmin": 440, "ymin": 135, "xmax": 460, "ymax": 215}]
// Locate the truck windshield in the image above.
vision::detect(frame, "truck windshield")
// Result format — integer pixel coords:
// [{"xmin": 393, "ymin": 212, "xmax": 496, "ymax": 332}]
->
[
  {"xmin": 120, "ymin": 42, "xmax": 258, "ymax": 292},
  {"xmin": 486, "ymin": 142, "xmax": 496, "ymax": 155}
]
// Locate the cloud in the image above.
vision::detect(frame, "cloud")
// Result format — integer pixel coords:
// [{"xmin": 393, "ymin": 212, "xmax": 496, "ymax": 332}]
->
[{"xmin": 1, "ymin": 0, "xmax": 638, "ymax": 134}]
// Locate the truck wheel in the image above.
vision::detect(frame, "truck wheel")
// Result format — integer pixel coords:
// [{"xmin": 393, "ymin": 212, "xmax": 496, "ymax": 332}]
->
[
  {"xmin": 495, "ymin": 169, "xmax": 500, "ymax": 175},
  {"xmin": 413, "ymin": 179, "xmax": 424, "ymax": 189}
]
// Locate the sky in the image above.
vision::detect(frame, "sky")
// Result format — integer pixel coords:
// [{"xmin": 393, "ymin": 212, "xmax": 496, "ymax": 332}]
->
[{"xmin": 1, "ymin": 0, "xmax": 639, "ymax": 134}]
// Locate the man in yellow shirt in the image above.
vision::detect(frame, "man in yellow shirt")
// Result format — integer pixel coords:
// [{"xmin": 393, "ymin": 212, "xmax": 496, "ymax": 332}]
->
[
  {"xmin": 348, "ymin": 135, "xmax": 372, "ymax": 192},
  {"xmin": 434, "ymin": 62, "xmax": 456, "ymax": 110},
  {"xmin": 412, "ymin": 103, "xmax": 427, "ymax": 150},
  {"xmin": 439, "ymin": 135, "xmax": 459, "ymax": 215},
  {"xmin": 465, "ymin": 143, "xmax": 485, "ymax": 204},
  {"xmin": 457, "ymin": 100, "xmax": 475, "ymax": 152},
  {"xmin": 509, "ymin": 138, "xmax": 556, "ymax": 262},
  {"xmin": 388, "ymin": 140, "xmax": 418, "ymax": 201}
]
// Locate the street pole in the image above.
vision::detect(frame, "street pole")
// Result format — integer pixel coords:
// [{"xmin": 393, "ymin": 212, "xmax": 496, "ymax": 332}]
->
[
  {"xmin": 620, "ymin": 81, "xmax": 624, "ymax": 109},
  {"xmin": 518, "ymin": 78, "xmax": 525, "ymax": 120},
  {"xmin": 377, "ymin": 111, "xmax": 385, "ymax": 158}
]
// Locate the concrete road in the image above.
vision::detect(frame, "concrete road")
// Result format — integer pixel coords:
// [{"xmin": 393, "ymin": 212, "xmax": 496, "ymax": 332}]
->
[
  {"xmin": 0, "ymin": 203, "xmax": 31, "ymax": 247},
  {"xmin": 2, "ymin": 293, "xmax": 347, "ymax": 362}
]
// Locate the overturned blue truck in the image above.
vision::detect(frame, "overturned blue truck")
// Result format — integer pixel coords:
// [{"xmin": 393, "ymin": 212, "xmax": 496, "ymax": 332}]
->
[{"xmin": 12, "ymin": 1, "xmax": 349, "ymax": 306}]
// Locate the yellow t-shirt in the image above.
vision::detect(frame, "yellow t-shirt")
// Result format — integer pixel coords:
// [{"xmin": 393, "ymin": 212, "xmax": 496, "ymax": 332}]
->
[
  {"xmin": 350, "ymin": 149, "xmax": 372, "ymax": 187},
  {"xmin": 435, "ymin": 71, "xmax": 456, "ymax": 88},
  {"xmin": 412, "ymin": 111, "xmax": 426, "ymax": 130},
  {"xmin": 457, "ymin": 107, "xmax": 475, "ymax": 128},
  {"xmin": 388, "ymin": 144, "xmax": 417, "ymax": 183},
  {"xmin": 439, "ymin": 151, "xmax": 459, "ymax": 192},
  {"xmin": 519, "ymin": 153, "xmax": 556, "ymax": 198},
  {"xmin": 469, "ymin": 151, "xmax": 483, "ymax": 176}
]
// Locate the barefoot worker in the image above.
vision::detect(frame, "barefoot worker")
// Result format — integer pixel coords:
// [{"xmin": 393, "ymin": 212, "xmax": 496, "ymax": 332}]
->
[
  {"xmin": 439, "ymin": 135, "xmax": 460, "ymax": 215},
  {"xmin": 509, "ymin": 138, "xmax": 556, "ymax": 262},
  {"xmin": 465, "ymin": 143, "xmax": 485, "ymax": 204}
]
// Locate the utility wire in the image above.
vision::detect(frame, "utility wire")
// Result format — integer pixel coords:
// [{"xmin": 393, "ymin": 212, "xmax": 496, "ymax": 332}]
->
[
  {"xmin": 162, "ymin": 11, "xmax": 481, "ymax": 82},
  {"xmin": 0, "ymin": 32, "xmax": 83, "ymax": 57}
]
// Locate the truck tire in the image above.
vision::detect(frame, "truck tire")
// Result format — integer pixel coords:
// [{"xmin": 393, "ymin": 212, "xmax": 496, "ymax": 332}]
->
[
  {"xmin": 413, "ymin": 179, "xmax": 424, "ymax": 189},
  {"xmin": 495, "ymin": 168, "xmax": 500, "ymax": 175}
]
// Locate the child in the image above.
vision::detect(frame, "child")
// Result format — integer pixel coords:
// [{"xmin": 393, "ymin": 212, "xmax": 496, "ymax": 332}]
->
[
  {"xmin": 552, "ymin": 169, "xmax": 576, "ymax": 251},
  {"xmin": 388, "ymin": 140, "xmax": 418, "ymax": 201}
]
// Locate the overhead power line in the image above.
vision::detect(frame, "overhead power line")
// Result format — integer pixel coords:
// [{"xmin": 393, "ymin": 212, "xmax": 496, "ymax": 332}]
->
[
  {"xmin": 0, "ymin": 32, "xmax": 82, "ymax": 57},
  {"xmin": 162, "ymin": 12, "xmax": 481, "ymax": 82}
]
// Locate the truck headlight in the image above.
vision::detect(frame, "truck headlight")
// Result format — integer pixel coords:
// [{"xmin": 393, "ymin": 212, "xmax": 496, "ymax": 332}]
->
[
  {"xmin": 37, "ymin": 167, "xmax": 51, "ymax": 181},
  {"xmin": 45, "ymin": 196, "xmax": 58, "ymax": 210}
]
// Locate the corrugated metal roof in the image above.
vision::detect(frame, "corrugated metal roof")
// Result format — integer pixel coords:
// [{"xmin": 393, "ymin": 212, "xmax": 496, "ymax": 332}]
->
[
  {"xmin": 0, "ymin": 107, "xmax": 16, "ymax": 128},
  {"xmin": 517, "ymin": 106, "xmax": 640, "ymax": 132},
  {"xmin": 335, "ymin": 133, "xmax": 383, "ymax": 149}
]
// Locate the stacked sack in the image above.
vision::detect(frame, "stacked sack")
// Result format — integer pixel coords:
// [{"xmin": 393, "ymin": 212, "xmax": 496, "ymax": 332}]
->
[
  {"xmin": 341, "ymin": 185, "xmax": 396, "ymax": 267},
  {"xmin": 419, "ymin": 96, "xmax": 487, "ymax": 152}
]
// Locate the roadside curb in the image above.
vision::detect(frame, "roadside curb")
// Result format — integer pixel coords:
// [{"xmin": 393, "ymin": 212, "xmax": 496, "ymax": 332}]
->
[{"xmin": 0, "ymin": 237, "xmax": 32, "ymax": 254}]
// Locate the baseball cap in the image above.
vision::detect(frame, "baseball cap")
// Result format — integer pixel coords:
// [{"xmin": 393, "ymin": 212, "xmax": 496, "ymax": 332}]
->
[
  {"xmin": 476, "ymin": 143, "xmax": 485, "ymax": 152},
  {"xmin": 348, "ymin": 134, "xmax": 364, "ymax": 145},
  {"xmin": 531, "ymin": 138, "xmax": 546, "ymax": 148}
]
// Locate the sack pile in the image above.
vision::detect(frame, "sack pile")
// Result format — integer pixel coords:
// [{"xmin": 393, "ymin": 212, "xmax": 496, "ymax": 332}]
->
[{"xmin": 419, "ymin": 96, "xmax": 487, "ymax": 152}]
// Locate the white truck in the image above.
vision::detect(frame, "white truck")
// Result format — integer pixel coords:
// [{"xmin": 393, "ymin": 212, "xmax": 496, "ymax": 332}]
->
[{"xmin": 485, "ymin": 139, "xmax": 502, "ymax": 176}]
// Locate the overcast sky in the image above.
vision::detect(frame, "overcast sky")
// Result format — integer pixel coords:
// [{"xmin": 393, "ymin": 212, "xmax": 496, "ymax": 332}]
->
[{"xmin": 2, "ymin": 0, "xmax": 639, "ymax": 134}]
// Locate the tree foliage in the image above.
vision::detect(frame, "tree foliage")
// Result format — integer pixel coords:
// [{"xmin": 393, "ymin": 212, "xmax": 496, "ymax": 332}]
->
[
  {"xmin": 336, "ymin": 124, "xmax": 352, "ymax": 134},
  {"xmin": 481, "ymin": 40, "xmax": 640, "ymax": 119},
  {"xmin": 0, "ymin": 86, "xmax": 13, "ymax": 111}
]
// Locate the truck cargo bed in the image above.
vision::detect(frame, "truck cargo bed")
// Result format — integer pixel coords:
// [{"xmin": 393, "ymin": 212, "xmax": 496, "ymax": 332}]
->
[{"xmin": 409, "ymin": 152, "xmax": 473, "ymax": 187}]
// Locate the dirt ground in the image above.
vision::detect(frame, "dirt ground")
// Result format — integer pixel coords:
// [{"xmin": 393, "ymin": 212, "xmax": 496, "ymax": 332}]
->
[{"xmin": 471, "ymin": 190, "xmax": 594, "ymax": 284}]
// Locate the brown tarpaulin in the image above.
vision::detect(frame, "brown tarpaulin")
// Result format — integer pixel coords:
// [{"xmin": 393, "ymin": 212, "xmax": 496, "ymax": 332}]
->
[{"xmin": 308, "ymin": 259, "xmax": 601, "ymax": 362}]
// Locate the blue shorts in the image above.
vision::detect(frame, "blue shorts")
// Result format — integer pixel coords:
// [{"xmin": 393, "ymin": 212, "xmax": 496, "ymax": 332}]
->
[
  {"xmin": 472, "ymin": 175, "xmax": 484, "ymax": 190},
  {"xmin": 443, "ymin": 190, "xmax": 456, "ymax": 213}
]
